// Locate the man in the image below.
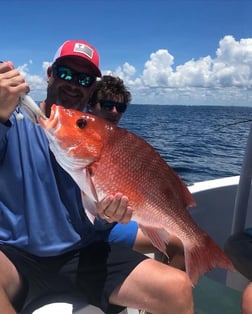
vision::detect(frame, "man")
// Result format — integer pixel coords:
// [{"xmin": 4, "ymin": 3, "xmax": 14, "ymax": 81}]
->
[{"xmin": 0, "ymin": 40, "xmax": 193, "ymax": 314}]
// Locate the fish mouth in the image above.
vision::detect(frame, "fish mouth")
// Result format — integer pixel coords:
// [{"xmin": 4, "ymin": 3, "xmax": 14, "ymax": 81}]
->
[
  {"xmin": 39, "ymin": 104, "xmax": 59, "ymax": 131},
  {"xmin": 39, "ymin": 105, "xmax": 64, "ymax": 153},
  {"xmin": 39, "ymin": 105, "xmax": 88, "ymax": 170}
]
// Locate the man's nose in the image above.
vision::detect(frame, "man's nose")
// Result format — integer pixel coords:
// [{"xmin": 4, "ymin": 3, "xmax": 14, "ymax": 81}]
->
[{"xmin": 111, "ymin": 105, "xmax": 118, "ymax": 112}]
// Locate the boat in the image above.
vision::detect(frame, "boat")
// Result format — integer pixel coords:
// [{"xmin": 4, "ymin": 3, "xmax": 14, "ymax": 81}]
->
[
  {"xmin": 21, "ymin": 124, "xmax": 252, "ymax": 314},
  {"xmin": 22, "ymin": 179, "xmax": 250, "ymax": 313}
]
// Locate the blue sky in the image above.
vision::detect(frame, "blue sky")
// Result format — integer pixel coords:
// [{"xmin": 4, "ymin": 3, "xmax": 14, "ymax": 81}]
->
[{"xmin": 1, "ymin": 0, "xmax": 252, "ymax": 106}]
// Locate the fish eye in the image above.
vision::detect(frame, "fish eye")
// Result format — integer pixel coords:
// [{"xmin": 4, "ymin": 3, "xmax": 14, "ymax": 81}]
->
[{"xmin": 76, "ymin": 118, "xmax": 87, "ymax": 129}]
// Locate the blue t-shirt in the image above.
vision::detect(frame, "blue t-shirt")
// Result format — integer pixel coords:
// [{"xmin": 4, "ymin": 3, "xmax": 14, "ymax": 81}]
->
[{"xmin": 0, "ymin": 110, "xmax": 138, "ymax": 256}]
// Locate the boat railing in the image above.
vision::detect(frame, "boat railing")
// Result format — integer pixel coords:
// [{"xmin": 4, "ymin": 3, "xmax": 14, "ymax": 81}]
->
[{"xmin": 231, "ymin": 122, "xmax": 252, "ymax": 234}]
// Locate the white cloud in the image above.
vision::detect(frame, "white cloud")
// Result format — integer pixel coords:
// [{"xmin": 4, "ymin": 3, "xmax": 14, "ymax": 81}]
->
[
  {"xmin": 141, "ymin": 49, "xmax": 174, "ymax": 87},
  {"xmin": 21, "ymin": 35, "xmax": 252, "ymax": 105},
  {"xmin": 17, "ymin": 62, "xmax": 47, "ymax": 101}
]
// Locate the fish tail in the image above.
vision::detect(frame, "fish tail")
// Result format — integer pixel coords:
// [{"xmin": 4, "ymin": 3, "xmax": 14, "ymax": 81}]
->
[{"xmin": 185, "ymin": 233, "xmax": 235, "ymax": 286}]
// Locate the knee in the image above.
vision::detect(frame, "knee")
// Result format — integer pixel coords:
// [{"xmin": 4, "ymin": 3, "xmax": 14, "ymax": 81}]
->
[
  {"xmin": 160, "ymin": 269, "xmax": 193, "ymax": 303},
  {"xmin": 242, "ymin": 282, "xmax": 252, "ymax": 314},
  {"xmin": 0, "ymin": 252, "xmax": 24, "ymax": 303},
  {"xmin": 161, "ymin": 270, "xmax": 193, "ymax": 313},
  {"xmin": 174, "ymin": 271, "xmax": 192, "ymax": 298}
]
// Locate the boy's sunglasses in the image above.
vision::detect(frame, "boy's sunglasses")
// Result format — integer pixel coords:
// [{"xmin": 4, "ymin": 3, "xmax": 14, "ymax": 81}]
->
[
  {"xmin": 99, "ymin": 99, "xmax": 127, "ymax": 113},
  {"xmin": 53, "ymin": 64, "xmax": 96, "ymax": 87}
]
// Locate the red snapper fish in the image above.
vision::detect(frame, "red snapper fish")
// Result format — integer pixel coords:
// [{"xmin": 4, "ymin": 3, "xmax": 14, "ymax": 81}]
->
[{"xmin": 39, "ymin": 104, "xmax": 234, "ymax": 285}]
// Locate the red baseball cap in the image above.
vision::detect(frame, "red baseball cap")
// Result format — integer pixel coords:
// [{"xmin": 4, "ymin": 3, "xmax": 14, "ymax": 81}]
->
[{"xmin": 53, "ymin": 40, "xmax": 101, "ymax": 77}]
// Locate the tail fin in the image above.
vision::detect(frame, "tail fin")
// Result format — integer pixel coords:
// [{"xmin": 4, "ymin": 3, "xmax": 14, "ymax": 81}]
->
[{"xmin": 185, "ymin": 233, "xmax": 235, "ymax": 286}]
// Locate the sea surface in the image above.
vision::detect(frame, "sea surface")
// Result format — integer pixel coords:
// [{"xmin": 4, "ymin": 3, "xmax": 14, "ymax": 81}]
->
[{"xmin": 120, "ymin": 104, "xmax": 252, "ymax": 185}]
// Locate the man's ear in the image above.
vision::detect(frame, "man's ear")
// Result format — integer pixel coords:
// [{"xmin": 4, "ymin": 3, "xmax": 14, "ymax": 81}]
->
[{"xmin": 46, "ymin": 66, "xmax": 53, "ymax": 82}]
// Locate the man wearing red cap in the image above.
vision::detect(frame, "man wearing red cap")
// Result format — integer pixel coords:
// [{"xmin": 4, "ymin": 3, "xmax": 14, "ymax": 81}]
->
[{"xmin": 0, "ymin": 40, "xmax": 193, "ymax": 314}]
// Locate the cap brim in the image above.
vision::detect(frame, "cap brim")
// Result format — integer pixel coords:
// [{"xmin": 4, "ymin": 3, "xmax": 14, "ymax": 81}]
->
[{"xmin": 54, "ymin": 55, "xmax": 101, "ymax": 77}]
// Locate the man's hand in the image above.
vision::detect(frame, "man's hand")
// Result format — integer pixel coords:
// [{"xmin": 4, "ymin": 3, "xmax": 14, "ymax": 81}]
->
[
  {"xmin": 0, "ymin": 61, "xmax": 29, "ymax": 123},
  {"xmin": 97, "ymin": 192, "xmax": 133, "ymax": 224}
]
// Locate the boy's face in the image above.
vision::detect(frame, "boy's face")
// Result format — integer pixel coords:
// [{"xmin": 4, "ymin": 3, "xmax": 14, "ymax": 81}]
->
[{"xmin": 88, "ymin": 95, "xmax": 127, "ymax": 125}]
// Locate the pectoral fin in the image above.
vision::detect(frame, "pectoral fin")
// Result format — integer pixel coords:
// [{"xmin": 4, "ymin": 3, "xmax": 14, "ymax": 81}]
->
[{"xmin": 139, "ymin": 224, "xmax": 170, "ymax": 257}]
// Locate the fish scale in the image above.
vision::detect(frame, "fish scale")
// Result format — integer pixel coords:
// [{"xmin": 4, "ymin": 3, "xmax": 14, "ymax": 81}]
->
[{"xmin": 40, "ymin": 104, "xmax": 235, "ymax": 285}]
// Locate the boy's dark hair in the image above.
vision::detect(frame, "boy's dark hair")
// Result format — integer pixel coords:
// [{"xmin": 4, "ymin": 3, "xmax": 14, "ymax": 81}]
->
[{"xmin": 89, "ymin": 75, "xmax": 132, "ymax": 106}]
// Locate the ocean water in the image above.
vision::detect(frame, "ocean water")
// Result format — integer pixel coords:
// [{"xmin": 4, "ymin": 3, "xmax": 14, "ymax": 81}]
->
[{"xmin": 120, "ymin": 104, "xmax": 252, "ymax": 185}]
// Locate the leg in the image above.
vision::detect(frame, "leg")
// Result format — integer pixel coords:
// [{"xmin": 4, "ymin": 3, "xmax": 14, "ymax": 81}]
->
[
  {"xmin": 109, "ymin": 258, "xmax": 194, "ymax": 314},
  {"xmin": 0, "ymin": 251, "xmax": 24, "ymax": 314},
  {"xmin": 77, "ymin": 242, "xmax": 193, "ymax": 314},
  {"xmin": 133, "ymin": 229, "xmax": 185, "ymax": 270},
  {"xmin": 242, "ymin": 282, "xmax": 252, "ymax": 314}
]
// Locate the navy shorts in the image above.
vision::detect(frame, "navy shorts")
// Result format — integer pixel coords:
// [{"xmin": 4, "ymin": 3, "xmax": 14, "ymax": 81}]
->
[{"xmin": 0, "ymin": 242, "xmax": 148, "ymax": 313}]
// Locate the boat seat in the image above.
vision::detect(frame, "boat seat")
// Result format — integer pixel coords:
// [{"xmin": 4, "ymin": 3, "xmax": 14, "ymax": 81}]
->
[
  {"xmin": 224, "ymin": 230, "xmax": 252, "ymax": 281},
  {"xmin": 20, "ymin": 291, "xmax": 104, "ymax": 314}
]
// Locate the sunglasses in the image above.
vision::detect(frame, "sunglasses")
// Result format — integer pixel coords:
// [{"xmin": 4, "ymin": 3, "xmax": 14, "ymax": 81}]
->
[
  {"xmin": 53, "ymin": 64, "xmax": 96, "ymax": 87},
  {"xmin": 99, "ymin": 99, "xmax": 127, "ymax": 113}
]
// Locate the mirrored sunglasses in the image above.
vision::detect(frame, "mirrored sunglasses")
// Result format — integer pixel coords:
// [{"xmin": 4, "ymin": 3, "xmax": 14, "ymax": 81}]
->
[
  {"xmin": 99, "ymin": 99, "xmax": 127, "ymax": 113},
  {"xmin": 53, "ymin": 64, "xmax": 96, "ymax": 87}
]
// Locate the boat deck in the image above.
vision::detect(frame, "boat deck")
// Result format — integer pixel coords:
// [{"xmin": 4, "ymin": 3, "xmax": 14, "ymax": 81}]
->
[{"xmin": 193, "ymin": 276, "xmax": 241, "ymax": 314}]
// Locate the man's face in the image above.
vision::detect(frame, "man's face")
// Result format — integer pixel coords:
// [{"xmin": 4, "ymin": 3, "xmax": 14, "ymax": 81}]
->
[
  {"xmin": 89, "ymin": 95, "xmax": 126, "ymax": 125},
  {"xmin": 47, "ymin": 57, "xmax": 96, "ymax": 112}
]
